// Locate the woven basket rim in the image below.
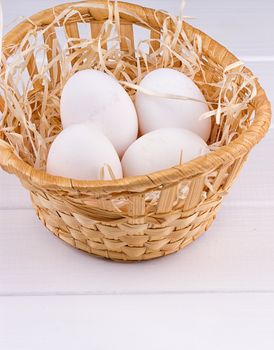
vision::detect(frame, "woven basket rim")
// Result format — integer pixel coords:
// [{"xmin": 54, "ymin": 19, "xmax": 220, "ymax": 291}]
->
[{"xmin": 0, "ymin": 0, "xmax": 272, "ymax": 194}]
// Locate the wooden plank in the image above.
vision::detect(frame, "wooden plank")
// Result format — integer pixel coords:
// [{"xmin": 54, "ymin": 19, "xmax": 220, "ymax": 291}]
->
[
  {"xmin": 1, "ymin": 294, "xmax": 274, "ymax": 349},
  {"xmin": 0, "ymin": 172, "xmax": 32, "ymax": 209},
  {"xmin": 185, "ymin": 0, "xmax": 274, "ymax": 57},
  {"xmin": 226, "ymin": 130, "xmax": 274, "ymax": 204},
  {"xmin": 0, "ymin": 206, "xmax": 273, "ymax": 295}
]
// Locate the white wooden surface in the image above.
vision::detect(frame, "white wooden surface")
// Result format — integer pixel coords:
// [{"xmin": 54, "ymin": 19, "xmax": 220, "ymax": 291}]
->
[
  {"xmin": 1, "ymin": 294, "xmax": 274, "ymax": 350},
  {"xmin": 1, "ymin": 205, "xmax": 274, "ymax": 295},
  {"xmin": 0, "ymin": 0, "xmax": 274, "ymax": 349}
]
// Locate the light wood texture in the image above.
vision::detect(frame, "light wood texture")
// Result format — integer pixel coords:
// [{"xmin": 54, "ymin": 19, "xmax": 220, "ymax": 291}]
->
[
  {"xmin": 0, "ymin": 172, "xmax": 31, "ymax": 208},
  {"xmin": 1, "ymin": 206, "xmax": 273, "ymax": 295},
  {"xmin": 1, "ymin": 294, "xmax": 274, "ymax": 350},
  {"xmin": 227, "ymin": 130, "xmax": 274, "ymax": 204}
]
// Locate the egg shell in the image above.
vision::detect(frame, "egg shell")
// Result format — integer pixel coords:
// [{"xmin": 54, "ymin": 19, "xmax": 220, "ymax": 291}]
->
[
  {"xmin": 61, "ymin": 69, "xmax": 138, "ymax": 157},
  {"xmin": 46, "ymin": 123, "xmax": 123, "ymax": 181},
  {"xmin": 135, "ymin": 68, "xmax": 211, "ymax": 141},
  {"xmin": 121, "ymin": 128, "xmax": 209, "ymax": 177}
]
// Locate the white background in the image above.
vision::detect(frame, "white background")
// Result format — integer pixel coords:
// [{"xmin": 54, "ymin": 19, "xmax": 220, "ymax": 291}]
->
[{"xmin": 0, "ymin": 0, "xmax": 274, "ymax": 349}]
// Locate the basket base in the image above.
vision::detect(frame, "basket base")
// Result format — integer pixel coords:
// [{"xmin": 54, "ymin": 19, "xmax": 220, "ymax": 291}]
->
[{"xmin": 34, "ymin": 206, "xmax": 217, "ymax": 262}]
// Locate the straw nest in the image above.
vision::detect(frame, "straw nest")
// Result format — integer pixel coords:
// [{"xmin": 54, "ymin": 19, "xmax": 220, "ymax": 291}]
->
[{"xmin": 0, "ymin": 1, "xmax": 271, "ymax": 261}]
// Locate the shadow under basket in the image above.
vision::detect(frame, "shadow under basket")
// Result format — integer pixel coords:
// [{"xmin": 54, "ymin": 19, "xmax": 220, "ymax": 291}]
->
[{"xmin": 0, "ymin": 1, "xmax": 272, "ymax": 261}]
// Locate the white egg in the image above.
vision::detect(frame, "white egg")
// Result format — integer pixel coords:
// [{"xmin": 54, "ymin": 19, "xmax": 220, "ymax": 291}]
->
[
  {"xmin": 122, "ymin": 128, "xmax": 209, "ymax": 177},
  {"xmin": 135, "ymin": 68, "xmax": 211, "ymax": 141},
  {"xmin": 61, "ymin": 69, "xmax": 138, "ymax": 157},
  {"xmin": 47, "ymin": 123, "xmax": 123, "ymax": 180}
]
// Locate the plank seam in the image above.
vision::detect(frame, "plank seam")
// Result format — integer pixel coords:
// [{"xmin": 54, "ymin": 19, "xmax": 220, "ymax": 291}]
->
[{"xmin": 1, "ymin": 290, "xmax": 274, "ymax": 297}]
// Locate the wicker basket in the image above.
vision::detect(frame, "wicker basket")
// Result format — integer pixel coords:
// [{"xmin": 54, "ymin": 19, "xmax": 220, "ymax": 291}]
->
[{"xmin": 0, "ymin": 1, "xmax": 271, "ymax": 261}]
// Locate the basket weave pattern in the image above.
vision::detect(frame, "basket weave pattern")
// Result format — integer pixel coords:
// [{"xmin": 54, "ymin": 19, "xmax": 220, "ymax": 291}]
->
[{"xmin": 0, "ymin": 1, "xmax": 271, "ymax": 261}]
